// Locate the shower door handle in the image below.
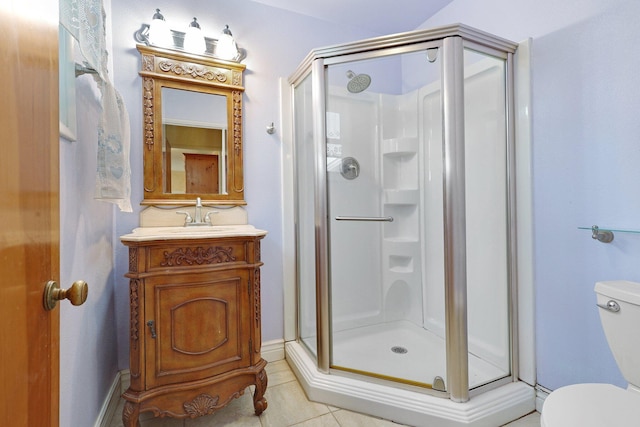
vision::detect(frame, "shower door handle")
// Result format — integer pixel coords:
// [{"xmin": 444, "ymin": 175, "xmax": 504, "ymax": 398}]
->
[{"xmin": 335, "ymin": 216, "xmax": 394, "ymax": 222}]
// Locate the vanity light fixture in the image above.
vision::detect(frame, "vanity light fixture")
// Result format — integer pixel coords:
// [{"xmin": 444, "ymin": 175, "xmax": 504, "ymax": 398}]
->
[
  {"xmin": 216, "ymin": 25, "xmax": 239, "ymax": 60},
  {"xmin": 133, "ymin": 10, "xmax": 247, "ymax": 62},
  {"xmin": 147, "ymin": 9, "xmax": 172, "ymax": 48},
  {"xmin": 183, "ymin": 17, "xmax": 206, "ymax": 55}
]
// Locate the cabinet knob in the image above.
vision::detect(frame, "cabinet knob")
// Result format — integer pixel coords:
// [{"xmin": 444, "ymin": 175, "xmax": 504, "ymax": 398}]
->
[{"xmin": 43, "ymin": 280, "xmax": 88, "ymax": 311}]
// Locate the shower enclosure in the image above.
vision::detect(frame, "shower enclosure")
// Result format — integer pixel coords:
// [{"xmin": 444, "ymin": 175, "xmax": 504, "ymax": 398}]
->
[{"xmin": 287, "ymin": 24, "xmax": 534, "ymax": 426}]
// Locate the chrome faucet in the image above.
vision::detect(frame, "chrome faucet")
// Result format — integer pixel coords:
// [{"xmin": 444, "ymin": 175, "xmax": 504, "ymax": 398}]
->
[
  {"xmin": 177, "ymin": 197, "xmax": 218, "ymax": 226},
  {"xmin": 194, "ymin": 197, "xmax": 204, "ymax": 224}
]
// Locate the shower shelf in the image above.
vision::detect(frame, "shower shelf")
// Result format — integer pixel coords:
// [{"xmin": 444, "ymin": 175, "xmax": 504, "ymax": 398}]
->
[
  {"xmin": 383, "ymin": 237, "xmax": 420, "ymax": 244},
  {"xmin": 578, "ymin": 225, "xmax": 640, "ymax": 244},
  {"xmin": 579, "ymin": 226, "xmax": 640, "ymax": 234},
  {"xmin": 389, "ymin": 254, "xmax": 414, "ymax": 273},
  {"xmin": 383, "ymin": 189, "xmax": 419, "ymax": 205},
  {"xmin": 389, "ymin": 266, "xmax": 414, "ymax": 273},
  {"xmin": 382, "ymin": 137, "xmax": 418, "ymax": 156}
]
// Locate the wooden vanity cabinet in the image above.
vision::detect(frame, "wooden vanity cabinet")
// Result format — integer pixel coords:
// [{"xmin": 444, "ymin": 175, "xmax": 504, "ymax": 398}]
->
[{"xmin": 120, "ymin": 234, "xmax": 267, "ymax": 426}]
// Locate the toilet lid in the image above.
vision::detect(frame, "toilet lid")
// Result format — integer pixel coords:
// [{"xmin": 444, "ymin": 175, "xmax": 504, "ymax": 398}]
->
[{"xmin": 541, "ymin": 383, "xmax": 640, "ymax": 427}]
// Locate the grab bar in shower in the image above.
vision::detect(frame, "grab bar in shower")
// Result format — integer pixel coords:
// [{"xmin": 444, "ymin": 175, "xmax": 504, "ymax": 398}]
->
[{"xmin": 335, "ymin": 216, "xmax": 394, "ymax": 222}]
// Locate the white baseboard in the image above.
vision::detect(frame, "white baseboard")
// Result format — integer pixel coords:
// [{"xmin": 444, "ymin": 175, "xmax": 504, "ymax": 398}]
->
[
  {"xmin": 262, "ymin": 338, "xmax": 285, "ymax": 362},
  {"xmin": 535, "ymin": 384, "xmax": 551, "ymax": 412},
  {"xmin": 94, "ymin": 370, "xmax": 126, "ymax": 427}
]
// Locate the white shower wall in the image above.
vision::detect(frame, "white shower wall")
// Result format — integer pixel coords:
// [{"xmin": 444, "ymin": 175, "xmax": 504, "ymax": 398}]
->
[{"xmin": 380, "ymin": 91, "xmax": 425, "ymax": 328}]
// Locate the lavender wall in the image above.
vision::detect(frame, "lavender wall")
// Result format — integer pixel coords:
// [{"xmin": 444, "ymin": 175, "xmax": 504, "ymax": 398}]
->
[
  {"xmin": 58, "ymin": 2, "xmax": 122, "ymax": 425},
  {"xmin": 59, "ymin": 57, "xmax": 119, "ymax": 427},
  {"xmin": 420, "ymin": 0, "xmax": 640, "ymax": 391}
]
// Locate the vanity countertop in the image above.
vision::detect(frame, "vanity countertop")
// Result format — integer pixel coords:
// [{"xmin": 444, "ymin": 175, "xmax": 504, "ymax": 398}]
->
[{"xmin": 120, "ymin": 224, "xmax": 267, "ymax": 242}]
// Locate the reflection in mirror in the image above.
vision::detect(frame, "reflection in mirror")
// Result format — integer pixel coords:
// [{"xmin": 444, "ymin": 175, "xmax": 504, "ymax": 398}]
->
[{"xmin": 161, "ymin": 88, "xmax": 227, "ymax": 195}]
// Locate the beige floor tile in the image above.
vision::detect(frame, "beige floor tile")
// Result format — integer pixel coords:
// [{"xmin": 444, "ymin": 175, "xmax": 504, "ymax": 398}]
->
[
  {"xmin": 108, "ymin": 400, "xmax": 125, "ymax": 427},
  {"xmin": 332, "ymin": 409, "xmax": 407, "ymax": 426},
  {"xmin": 265, "ymin": 359, "xmax": 297, "ymax": 387},
  {"xmin": 139, "ymin": 415, "xmax": 185, "ymax": 426},
  {"xmin": 502, "ymin": 412, "xmax": 540, "ymax": 426},
  {"xmin": 290, "ymin": 413, "xmax": 341, "ymax": 427},
  {"xmin": 259, "ymin": 380, "xmax": 331, "ymax": 426}
]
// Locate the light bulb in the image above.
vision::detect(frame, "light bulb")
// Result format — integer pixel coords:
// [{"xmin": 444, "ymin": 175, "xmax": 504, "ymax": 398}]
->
[
  {"xmin": 147, "ymin": 9, "xmax": 172, "ymax": 48},
  {"xmin": 183, "ymin": 17, "xmax": 206, "ymax": 54},
  {"xmin": 216, "ymin": 25, "xmax": 238, "ymax": 60}
]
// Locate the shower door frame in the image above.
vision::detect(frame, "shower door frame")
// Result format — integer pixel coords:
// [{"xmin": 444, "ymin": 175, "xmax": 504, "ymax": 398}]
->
[{"xmin": 289, "ymin": 24, "xmax": 518, "ymax": 403}]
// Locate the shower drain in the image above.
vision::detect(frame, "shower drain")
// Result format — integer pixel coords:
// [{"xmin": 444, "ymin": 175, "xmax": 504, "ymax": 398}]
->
[{"xmin": 391, "ymin": 346, "xmax": 408, "ymax": 354}]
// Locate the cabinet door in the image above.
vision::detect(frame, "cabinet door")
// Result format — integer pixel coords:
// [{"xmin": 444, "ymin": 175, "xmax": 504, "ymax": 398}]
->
[{"xmin": 145, "ymin": 270, "xmax": 250, "ymax": 388}]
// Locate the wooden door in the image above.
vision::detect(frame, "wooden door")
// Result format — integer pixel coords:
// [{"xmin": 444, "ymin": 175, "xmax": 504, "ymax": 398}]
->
[
  {"xmin": 184, "ymin": 153, "xmax": 219, "ymax": 193},
  {"xmin": 0, "ymin": 1, "xmax": 60, "ymax": 426}
]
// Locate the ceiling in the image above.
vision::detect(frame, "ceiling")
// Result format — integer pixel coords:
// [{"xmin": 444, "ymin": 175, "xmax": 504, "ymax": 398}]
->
[{"xmin": 249, "ymin": 0, "xmax": 454, "ymax": 35}]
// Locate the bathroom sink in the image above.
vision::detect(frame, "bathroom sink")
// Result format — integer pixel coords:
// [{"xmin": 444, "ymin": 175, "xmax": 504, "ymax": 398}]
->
[
  {"xmin": 121, "ymin": 225, "xmax": 267, "ymax": 242},
  {"xmin": 165, "ymin": 226, "xmax": 235, "ymax": 233}
]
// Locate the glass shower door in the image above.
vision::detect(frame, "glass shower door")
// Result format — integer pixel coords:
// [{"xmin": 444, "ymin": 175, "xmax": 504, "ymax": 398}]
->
[
  {"xmin": 293, "ymin": 74, "xmax": 319, "ymax": 358},
  {"xmin": 463, "ymin": 47, "xmax": 512, "ymax": 389},
  {"xmin": 325, "ymin": 49, "xmax": 446, "ymax": 387}
]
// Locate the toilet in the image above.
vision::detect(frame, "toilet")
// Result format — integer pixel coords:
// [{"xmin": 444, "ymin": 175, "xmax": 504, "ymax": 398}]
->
[{"xmin": 541, "ymin": 280, "xmax": 640, "ymax": 426}]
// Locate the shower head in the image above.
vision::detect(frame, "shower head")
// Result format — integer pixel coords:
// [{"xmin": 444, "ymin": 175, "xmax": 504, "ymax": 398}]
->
[{"xmin": 346, "ymin": 70, "xmax": 371, "ymax": 93}]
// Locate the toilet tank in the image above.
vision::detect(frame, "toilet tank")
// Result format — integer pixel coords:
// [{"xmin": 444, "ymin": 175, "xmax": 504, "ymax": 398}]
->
[{"xmin": 595, "ymin": 280, "xmax": 640, "ymax": 389}]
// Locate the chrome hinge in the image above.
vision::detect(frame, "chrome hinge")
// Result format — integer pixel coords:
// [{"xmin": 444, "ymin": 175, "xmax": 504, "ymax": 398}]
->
[{"xmin": 433, "ymin": 376, "xmax": 446, "ymax": 392}]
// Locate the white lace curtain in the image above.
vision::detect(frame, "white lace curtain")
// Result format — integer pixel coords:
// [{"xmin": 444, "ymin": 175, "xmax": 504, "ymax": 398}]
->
[{"xmin": 60, "ymin": 0, "xmax": 132, "ymax": 212}]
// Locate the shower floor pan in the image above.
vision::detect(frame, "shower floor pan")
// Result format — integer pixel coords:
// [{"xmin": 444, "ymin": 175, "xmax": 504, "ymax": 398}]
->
[{"xmin": 330, "ymin": 320, "xmax": 506, "ymax": 388}]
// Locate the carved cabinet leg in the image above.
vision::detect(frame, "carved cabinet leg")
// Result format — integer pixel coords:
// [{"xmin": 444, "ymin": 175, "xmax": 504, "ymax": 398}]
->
[
  {"xmin": 253, "ymin": 368, "xmax": 268, "ymax": 415},
  {"xmin": 122, "ymin": 401, "xmax": 141, "ymax": 427}
]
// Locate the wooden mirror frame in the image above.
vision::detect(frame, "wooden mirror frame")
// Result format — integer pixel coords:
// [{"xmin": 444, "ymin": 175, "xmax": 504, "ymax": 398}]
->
[{"xmin": 138, "ymin": 44, "xmax": 246, "ymax": 205}]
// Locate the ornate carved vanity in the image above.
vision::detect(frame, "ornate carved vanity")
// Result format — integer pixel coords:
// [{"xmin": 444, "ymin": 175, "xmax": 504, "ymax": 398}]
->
[
  {"xmin": 120, "ymin": 226, "xmax": 267, "ymax": 425},
  {"xmin": 120, "ymin": 42, "xmax": 267, "ymax": 426}
]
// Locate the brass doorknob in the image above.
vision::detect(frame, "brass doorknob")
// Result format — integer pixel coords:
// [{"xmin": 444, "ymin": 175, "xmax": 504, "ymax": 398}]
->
[{"xmin": 43, "ymin": 280, "xmax": 88, "ymax": 311}]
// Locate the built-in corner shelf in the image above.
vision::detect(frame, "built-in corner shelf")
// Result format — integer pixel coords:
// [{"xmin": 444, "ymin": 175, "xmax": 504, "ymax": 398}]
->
[
  {"xmin": 382, "ymin": 137, "xmax": 418, "ymax": 157},
  {"xmin": 579, "ymin": 225, "xmax": 640, "ymax": 243},
  {"xmin": 384, "ymin": 189, "xmax": 419, "ymax": 205}
]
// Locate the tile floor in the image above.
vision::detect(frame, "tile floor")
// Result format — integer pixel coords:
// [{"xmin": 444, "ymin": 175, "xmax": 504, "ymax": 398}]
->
[{"xmin": 108, "ymin": 360, "xmax": 540, "ymax": 427}]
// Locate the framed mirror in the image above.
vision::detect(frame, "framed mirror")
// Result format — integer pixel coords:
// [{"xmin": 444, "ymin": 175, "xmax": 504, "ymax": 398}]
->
[{"xmin": 138, "ymin": 44, "xmax": 246, "ymax": 205}]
